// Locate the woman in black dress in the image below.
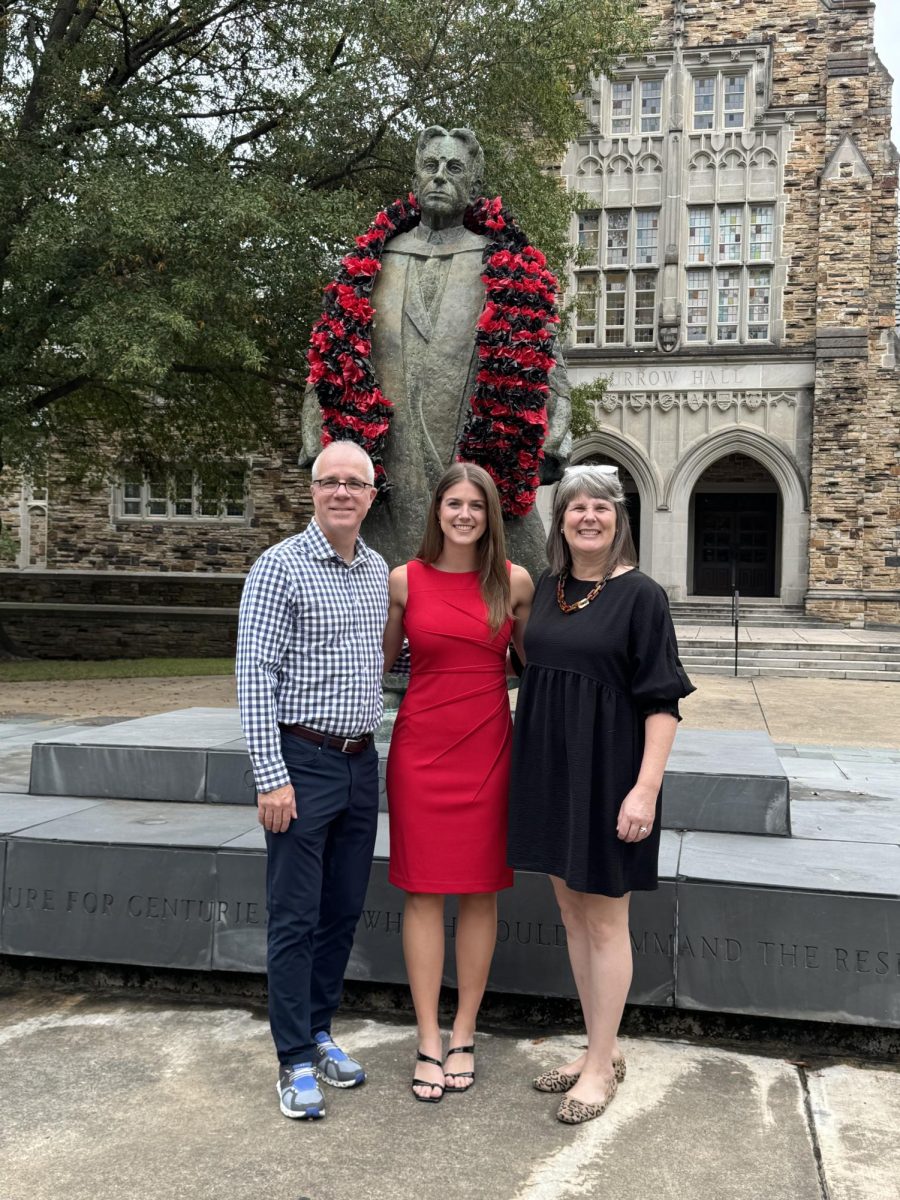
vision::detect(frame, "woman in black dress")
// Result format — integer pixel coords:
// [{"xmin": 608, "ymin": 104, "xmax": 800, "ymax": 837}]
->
[{"xmin": 508, "ymin": 465, "xmax": 694, "ymax": 1125}]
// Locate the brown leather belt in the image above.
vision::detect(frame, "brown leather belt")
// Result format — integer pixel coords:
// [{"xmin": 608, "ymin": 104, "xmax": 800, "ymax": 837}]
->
[{"xmin": 279, "ymin": 723, "xmax": 372, "ymax": 755}]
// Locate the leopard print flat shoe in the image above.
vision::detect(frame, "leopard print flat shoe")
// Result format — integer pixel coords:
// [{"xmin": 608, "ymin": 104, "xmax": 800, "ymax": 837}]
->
[
  {"xmin": 532, "ymin": 1066, "xmax": 579, "ymax": 1093},
  {"xmin": 532, "ymin": 1053, "xmax": 626, "ymax": 1094},
  {"xmin": 556, "ymin": 1076, "xmax": 618, "ymax": 1125}
]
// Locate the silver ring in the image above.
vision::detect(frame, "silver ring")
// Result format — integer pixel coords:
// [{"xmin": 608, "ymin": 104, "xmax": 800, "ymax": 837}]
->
[{"xmin": 639, "ymin": 826, "xmax": 648, "ymax": 833}]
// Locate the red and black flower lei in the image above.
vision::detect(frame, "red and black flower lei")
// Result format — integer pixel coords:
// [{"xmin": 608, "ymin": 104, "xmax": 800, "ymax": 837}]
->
[{"xmin": 306, "ymin": 193, "xmax": 559, "ymax": 518}]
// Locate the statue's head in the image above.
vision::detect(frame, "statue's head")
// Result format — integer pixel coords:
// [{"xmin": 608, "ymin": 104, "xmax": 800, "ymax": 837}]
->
[{"xmin": 413, "ymin": 126, "xmax": 485, "ymax": 227}]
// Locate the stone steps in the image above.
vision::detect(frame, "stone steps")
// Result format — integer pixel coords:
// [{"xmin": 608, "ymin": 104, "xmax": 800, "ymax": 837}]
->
[
  {"xmin": 670, "ymin": 603, "xmax": 813, "ymax": 628},
  {"xmin": 675, "ymin": 616, "xmax": 830, "ymax": 627},
  {"xmin": 682, "ymin": 643, "xmax": 900, "ymax": 659},
  {"xmin": 685, "ymin": 662, "xmax": 900, "ymax": 680},
  {"xmin": 27, "ymin": 712, "xmax": 790, "ymax": 837},
  {"xmin": 677, "ymin": 633, "xmax": 900, "ymax": 678}
]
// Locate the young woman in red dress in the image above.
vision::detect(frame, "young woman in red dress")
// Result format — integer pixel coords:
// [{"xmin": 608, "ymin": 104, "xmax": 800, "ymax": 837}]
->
[{"xmin": 383, "ymin": 463, "xmax": 533, "ymax": 1103}]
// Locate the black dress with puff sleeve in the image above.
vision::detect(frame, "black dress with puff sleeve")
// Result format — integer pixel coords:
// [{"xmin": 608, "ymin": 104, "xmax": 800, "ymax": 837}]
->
[{"xmin": 507, "ymin": 568, "xmax": 695, "ymax": 895}]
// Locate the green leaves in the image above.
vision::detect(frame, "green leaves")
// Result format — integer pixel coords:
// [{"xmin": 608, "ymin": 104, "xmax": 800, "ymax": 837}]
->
[{"xmin": 0, "ymin": 0, "xmax": 643, "ymax": 479}]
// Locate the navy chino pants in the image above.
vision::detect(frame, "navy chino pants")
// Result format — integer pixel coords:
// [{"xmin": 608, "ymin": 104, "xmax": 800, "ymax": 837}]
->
[{"xmin": 265, "ymin": 728, "xmax": 379, "ymax": 1066}]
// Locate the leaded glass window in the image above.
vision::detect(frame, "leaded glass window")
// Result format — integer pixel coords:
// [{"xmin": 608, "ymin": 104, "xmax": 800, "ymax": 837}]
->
[
  {"xmin": 718, "ymin": 207, "xmax": 743, "ymax": 262},
  {"xmin": 724, "ymin": 75, "xmax": 745, "ymax": 128},
  {"xmin": 641, "ymin": 80, "xmax": 662, "ymax": 132},
  {"xmin": 693, "ymin": 77, "xmax": 715, "ymax": 130},
  {"xmin": 611, "ymin": 82, "xmax": 632, "ymax": 135},
  {"xmin": 606, "ymin": 211, "xmax": 629, "ymax": 265},
  {"xmin": 686, "ymin": 270, "xmax": 710, "ymax": 342},
  {"xmin": 636, "ymin": 210, "xmax": 659, "ymax": 264},
  {"xmin": 688, "ymin": 208, "xmax": 712, "ymax": 263},
  {"xmin": 717, "ymin": 269, "xmax": 741, "ymax": 340},
  {"xmin": 748, "ymin": 269, "xmax": 772, "ymax": 340},
  {"xmin": 749, "ymin": 206, "xmax": 774, "ymax": 260},
  {"xmin": 605, "ymin": 274, "xmax": 627, "ymax": 344},
  {"xmin": 634, "ymin": 272, "xmax": 657, "ymax": 343}
]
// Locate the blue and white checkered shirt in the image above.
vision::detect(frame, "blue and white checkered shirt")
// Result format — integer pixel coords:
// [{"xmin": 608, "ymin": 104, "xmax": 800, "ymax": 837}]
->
[{"xmin": 236, "ymin": 519, "xmax": 389, "ymax": 794}]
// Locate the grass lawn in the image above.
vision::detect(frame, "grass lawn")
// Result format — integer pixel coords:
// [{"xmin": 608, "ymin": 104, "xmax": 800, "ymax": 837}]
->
[{"xmin": 0, "ymin": 657, "xmax": 235, "ymax": 683}]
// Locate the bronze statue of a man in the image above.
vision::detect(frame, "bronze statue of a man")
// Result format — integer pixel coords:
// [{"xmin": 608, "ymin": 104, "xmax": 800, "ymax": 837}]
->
[{"xmin": 304, "ymin": 125, "xmax": 571, "ymax": 575}]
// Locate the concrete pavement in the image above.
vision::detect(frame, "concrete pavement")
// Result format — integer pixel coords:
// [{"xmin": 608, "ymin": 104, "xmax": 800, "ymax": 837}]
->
[
  {"xmin": 3, "ymin": 668, "xmax": 900, "ymax": 746},
  {"xmin": 1, "ymin": 681, "xmax": 899, "ymax": 1199},
  {"xmin": 1, "ymin": 991, "xmax": 898, "ymax": 1200}
]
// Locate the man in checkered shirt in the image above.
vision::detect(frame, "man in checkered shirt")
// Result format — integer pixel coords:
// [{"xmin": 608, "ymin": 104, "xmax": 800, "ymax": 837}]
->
[{"xmin": 237, "ymin": 440, "xmax": 389, "ymax": 1120}]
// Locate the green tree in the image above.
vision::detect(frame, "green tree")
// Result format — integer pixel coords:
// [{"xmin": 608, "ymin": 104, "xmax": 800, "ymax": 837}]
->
[
  {"xmin": 1, "ymin": 0, "xmax": 643, "ymax": 484},
  {"xmin": 570, "ymin": 375, "xmax": 609, "ymax": 440}
]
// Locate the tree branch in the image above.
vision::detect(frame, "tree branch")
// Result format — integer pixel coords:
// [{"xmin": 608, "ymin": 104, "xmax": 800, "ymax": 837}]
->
[
  {"xmin": 25, "ymin": 375, "xmax": 92, "ymax": 415},
  {"xmin": 19, "ymin": 0, "xmax": 80, "ymax": 137},
  {"xmin": 172, "ymin": 363, "xmax": 304, "ymax": 393},
  {"xmin": 222, "ymin": 114, "xmax": 282, "ymax": 156},
  {"xmin": 306, "ymin": 100, "xmax": 413, "ymax": 191}
]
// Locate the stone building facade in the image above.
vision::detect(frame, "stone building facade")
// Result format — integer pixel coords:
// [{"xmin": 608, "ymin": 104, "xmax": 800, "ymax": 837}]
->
[
  {"xmin": 560, "ymin": 0, "xmax": 899, "ymax": 623},
  {"xmin": 1, "ymin": 0, "xmax": 898, "ymax": 645}
]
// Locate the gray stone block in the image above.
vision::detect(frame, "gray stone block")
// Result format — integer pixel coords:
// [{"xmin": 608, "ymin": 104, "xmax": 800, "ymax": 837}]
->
[
  {"xmin": 29, "ymin": 712, "xmax": 792, "ymax": 842},
  {"xmin": 213, "ymin": 850, "xmax": 267, "ymax": 972},
  {"xmin": 345, "ymin": 860, "xmax": 409, "ymax": 987},
  {"xmin": 206, "ymin": 747, "xmax": 255, "ymax": 806},
  {"xmin": 1, "ymin": 840, "xmax": 217, "ymax": 969},
  {"xmin": 676, "ymin": 883, "xmax": 900, "ymax": 1026},
  {"xmin": 11, "ymin": 798, "xmax": 258, "ymax": 849},
  {"xmin": 665, "ymin": 730, "xmax": 789, "ymax": 836},
  {"xmin": 658, "ymin": 828, "xmax": 681, "ymax": 878},
  {"xmin": 29, "ymin": 709, "xmax": 244, "ymax": 802},
  {"xmin": 0, "ymin": 794, "xmax": 102, "ymax": 835},
  {"xmin": 346, "ymin": 826, "xmax": 680, "ymax": 1005},
  {"xmin": 222, "ymin": 825, "xmax": 267, "ymax": 852},
  {"xmin": 790, "ymin": 798, "xmax": 900, "ymax": 845},
  {"xmin": 376, "ymin": 744, "xmax": 389, "ymax": 813},
  {"xmin": 35, "ymin": 708, "xmax": 242, "ymax": 749},
  {"xmin": 679, "ymin": 832, "xmax": 900, "ymax": 895},
  {"xmin": 30, "ymin": 744, "xmax": 209, "ymax": 802}
]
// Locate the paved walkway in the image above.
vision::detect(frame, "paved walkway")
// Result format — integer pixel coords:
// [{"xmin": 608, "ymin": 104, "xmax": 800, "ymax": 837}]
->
[
  {"xmin": 675, "ymin": 623, "xmax": 900, "ymax": 645},
  {"xmin": 1, "ymin": 681, "xmax": 899, "ymax": 1197},
  {"xmin": 0, "ymin": 993, "xmax": 897, "ymax": 1200}
]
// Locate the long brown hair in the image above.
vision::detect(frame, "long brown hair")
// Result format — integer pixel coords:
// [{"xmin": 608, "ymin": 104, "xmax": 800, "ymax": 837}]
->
[{"xmin": 417, "ymin": 463, "xmax": 511, "ymax": 634}]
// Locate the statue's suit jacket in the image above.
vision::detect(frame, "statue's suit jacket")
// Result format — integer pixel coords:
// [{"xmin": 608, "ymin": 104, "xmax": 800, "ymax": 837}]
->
[{"xmin": 304, "ymin": 225, "xmax": 571, "ymax": 574}]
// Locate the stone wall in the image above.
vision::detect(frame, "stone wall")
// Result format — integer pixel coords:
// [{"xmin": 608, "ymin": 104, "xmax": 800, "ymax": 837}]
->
[
  {"xmin": 0, "ymin": 610, "xmax": 236, "ymax": 660},
  {"xmin": 0, "ymin": 571, "xmax": 242, "ymax": 658},
  {"xmin": 564, "ymin": 0, "xmax": 900, "ymax": 622},
  {"xmin": 0, "ymin": 570, "xmax": 245, "ymax": 607},
  {"xmin": 805, "ymin": 3, "xmax": 900, "ymax": 625},
  {"xmin": 43, "ymin": 452, "xmax": 313, "ymax": 575}
]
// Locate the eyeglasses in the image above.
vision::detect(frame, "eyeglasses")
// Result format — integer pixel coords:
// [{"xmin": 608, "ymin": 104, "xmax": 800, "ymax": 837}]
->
[{"xmin": 311, "ymin": 476, "xmax": 372, "ymax": 494}]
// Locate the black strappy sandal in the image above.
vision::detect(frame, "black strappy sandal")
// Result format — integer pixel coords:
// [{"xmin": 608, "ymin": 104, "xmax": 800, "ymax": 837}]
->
[
  {"xmin": 443, "ymin": 1044, "xmax": 475, "ymax": 1093},
  {"xmin": 411, "ymin": 1050, "xmax": 445, "ymax": 1103}
]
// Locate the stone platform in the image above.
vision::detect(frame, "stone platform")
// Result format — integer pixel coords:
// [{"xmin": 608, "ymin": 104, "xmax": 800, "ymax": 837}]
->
[
  {"xmin": 28, "ymin": 708, "xmax": 790, "ymax": 836},
  {"xmin": 2, "ymin": 708, "xmax": 899, "ymax": 1028}
]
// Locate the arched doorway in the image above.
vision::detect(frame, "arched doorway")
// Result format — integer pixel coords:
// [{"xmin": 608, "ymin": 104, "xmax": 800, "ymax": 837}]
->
[
  {"xmin": 577, "ymin": 453, "xmax": 641, "ymax": 560},
  {"xmin": 689, "ymin": 453, "xmax": 780, "ymax": 596}
]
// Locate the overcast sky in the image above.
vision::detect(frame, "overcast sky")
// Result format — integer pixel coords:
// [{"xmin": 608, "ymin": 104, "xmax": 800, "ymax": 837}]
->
[{"xmin": 874, "ymin": 0, "xmax": 900, "ymax": 145}]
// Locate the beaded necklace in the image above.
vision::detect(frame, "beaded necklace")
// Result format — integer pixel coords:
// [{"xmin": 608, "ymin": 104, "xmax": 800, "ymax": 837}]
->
[{"xmin": 556, "ymin": 566, "xmax": 614, "ymax": 614}]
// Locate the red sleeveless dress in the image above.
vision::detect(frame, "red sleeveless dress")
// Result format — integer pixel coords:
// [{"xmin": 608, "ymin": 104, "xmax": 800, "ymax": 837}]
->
[{"xmin": 386, "ymin": 560, "xmax": 515, "ymax": 894}]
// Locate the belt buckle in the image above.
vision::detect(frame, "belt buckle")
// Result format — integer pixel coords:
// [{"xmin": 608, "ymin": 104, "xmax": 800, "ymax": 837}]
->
[{"xmin": 341, "ymin": 737, "xmax": 354, "ymax": 754}]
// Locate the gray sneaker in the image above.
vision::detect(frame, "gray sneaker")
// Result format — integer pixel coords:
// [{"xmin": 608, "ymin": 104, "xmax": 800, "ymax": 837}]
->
[
  {"xmin": 277, "ymin": 1062, "xmax": 325, "ymax": 1119},
  {"xmin": 313, "ymin": 1031, "xmax": 366, "ymax": 1088}
]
